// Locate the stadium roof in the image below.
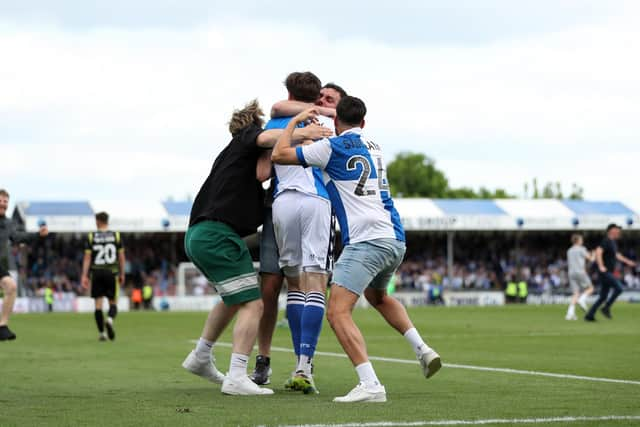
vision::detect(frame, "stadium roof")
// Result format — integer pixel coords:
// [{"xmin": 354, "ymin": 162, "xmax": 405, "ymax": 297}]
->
[
  {"xmin": 22, "ymin": 201, "xmax": 93, "ymax": 216},
  {"xmin": 13, "ymin": 199, "xmax": 639, "ymax": 233}
]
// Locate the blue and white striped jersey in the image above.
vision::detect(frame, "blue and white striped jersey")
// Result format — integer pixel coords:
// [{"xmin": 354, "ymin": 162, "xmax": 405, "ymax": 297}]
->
[
  {"xmin": 296, "ymin": 127, "xmax": 405, "ymax": 246},
  {"xmin": 265, "ymin": 116, "xmax": 331, "ymax": 200}
]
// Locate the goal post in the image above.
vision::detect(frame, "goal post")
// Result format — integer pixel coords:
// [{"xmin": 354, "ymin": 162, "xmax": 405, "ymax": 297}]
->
[{"xmin": 176, "ymin": 262, "xmax": 260, "ymax": 296}]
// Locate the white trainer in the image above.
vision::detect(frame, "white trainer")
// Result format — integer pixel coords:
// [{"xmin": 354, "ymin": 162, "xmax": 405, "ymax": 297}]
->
[
  {"xmin": 565, "ymin": 313, "xmax": 577, "ymax": 321},
  {"xmin": 182, "ymin": 350, "xmax": 226, "ymax": 384},
  {"xmin": 578, "ymin": 297, "xmax": 588, "ymax": 312},
  {"xmin": 418, "ymin": 348, "xmax": 442, "ymax": 379},
  {"xmin": 221, "ymin": 375, "xmax": 274, "ymax": 395},
  {"xmin": 333, "ymin": 382, "xmax": 387, "ymax": 403}
]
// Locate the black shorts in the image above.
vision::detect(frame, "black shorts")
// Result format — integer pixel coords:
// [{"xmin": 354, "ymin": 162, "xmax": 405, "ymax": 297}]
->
[{"xmin": 90, "ymin": 269, "xmax": 118, "ymax": 300}]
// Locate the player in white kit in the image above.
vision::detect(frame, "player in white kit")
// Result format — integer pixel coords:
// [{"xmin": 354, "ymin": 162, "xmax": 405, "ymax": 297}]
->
[
  {"xmin": 252, "ymin": 79, "xmax": 348, "ymax": 388},
  {"xmin": 272, "ymin": 96, "xmax": 441, "ymax": 403},
  {"xmin": 264, "ymin": 72, "xmax": 334, "ymax": 393}
]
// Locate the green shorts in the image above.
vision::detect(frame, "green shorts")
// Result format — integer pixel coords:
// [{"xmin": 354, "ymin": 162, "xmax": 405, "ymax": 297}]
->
[{"xmin": 184, "ymin": 220, "xmax": 260, "ymax": 306}]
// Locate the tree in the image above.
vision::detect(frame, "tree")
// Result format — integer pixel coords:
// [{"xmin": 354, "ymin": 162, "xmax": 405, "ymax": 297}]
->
[
  {"xmin": 568, "ymin": 183, "xmax": 584, "ymax": 200},
  {"xmin": 445, "ymin": 187, "xmax": 478, "ymax": 199},
  {"xmin": 387, "ymin": 152, "xmax": 449, "ymax": 197},
  {"xmin": 523, "ymin": 179, "xmax": 584, "ymax": 200},
  {"xmin": 387, "ymin": 152, "xmax": 514, "ymax": 199}
]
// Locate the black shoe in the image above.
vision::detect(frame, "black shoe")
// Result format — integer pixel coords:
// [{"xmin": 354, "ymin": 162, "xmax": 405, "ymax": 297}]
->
[
  {"xmin": 250, "ymin": 355, "xmax": 271, "ymax": 385},
  {"xmin": 601, "ymin": 307, "xmax": 612, "ymax": 319},
  {"xmin": 105, "ymin": 319, "xmax": 115, "ymax": 341},
  {"xmin": 584, "ymin": 315, "xmax": 596, "ymax": 322},
  {"xmin": 0, "ymin": 325, "xmax": 16, "ymax": 341}
]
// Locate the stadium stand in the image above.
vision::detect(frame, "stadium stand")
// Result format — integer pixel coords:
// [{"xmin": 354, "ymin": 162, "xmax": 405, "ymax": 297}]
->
[{"xmin": 9, "ymin": 199, "xmax": 639, "ymax": 299}]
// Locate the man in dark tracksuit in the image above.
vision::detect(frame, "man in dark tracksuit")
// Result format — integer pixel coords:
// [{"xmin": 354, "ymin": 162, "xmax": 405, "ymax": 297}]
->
[
  {"xmin": 585, "ymin": 224, "xmax": 636, "ymax": 321},
  {"xmin": 0, "ymin": 189, "xmax": 48, "ymax": 341}
]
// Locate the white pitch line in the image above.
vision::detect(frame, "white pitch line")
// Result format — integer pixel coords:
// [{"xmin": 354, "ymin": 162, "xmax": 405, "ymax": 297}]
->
[
  {"xmin": 196, "ymin": 341, "xmax": 640, "ymax": 386},
  {"xmin": 270, "ymin": 415, "xmax": 640, "ymax": 427}
]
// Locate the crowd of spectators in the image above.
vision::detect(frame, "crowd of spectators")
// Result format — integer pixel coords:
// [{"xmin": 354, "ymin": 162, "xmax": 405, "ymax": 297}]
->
[
  {"xmin": 14, "ymin": 233, "xmax": 183, "ymax": 297},
  {"xmin": 397, "ymin": 232, "xmax": 639, "ymax": 294},
  {"xmin": 11, "ymin": 231, "xmax": 640, "ymax": 297}
]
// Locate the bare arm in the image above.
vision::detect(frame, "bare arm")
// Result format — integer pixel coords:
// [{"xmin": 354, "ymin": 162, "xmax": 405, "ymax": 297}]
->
[
  {"xmin": 616, "ymin": 252, "xmax": 636, "ymax": 267},
  {"xmin": 81, "ymin": 252, "xmax": 91, "ymax": 289},
  {"xmin": 256, "ymin": 129, "xmax": 282, "ymax": 148},
  {"xmin": 595, "ymin": 247, "xmax": 606, "ymax": 272},
  {"xmin": 272, "ymin": 109, "xmax": 319, "ymax": 165},
  {"xmin": 256, "ymin": 126, "xmax": 332, "ymax": 148},
  {"xmin": 118, "ymin": 249, "xmax": 126, "ymax": 285},
  {"xmin": 271, "ymin": 100, "xmax": 336, "ymax": 118},
  {"xmin": 256, "ymin": 150, "xmax": 273, "ymax": 182},
  {"xmin": 586, "ymin": 250, "xmax": 595, "ymax": 263}
]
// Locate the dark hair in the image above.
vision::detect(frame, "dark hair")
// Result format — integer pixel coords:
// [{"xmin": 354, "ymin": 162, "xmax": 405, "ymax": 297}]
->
[
  {"xmin": 0, "ymin": 189, "xmax": 9, "ymax": 198},
  {"xmin": 323, "ymin": 82, "xmax": 347, "ymax": 99},
  {"xmin": 606, "ymin": 223, "xmax": 621, "ymax": 232},
  {"xmin": 284, "ymin": 72, "xmax": 321, "ymax": 103},
  {"xmin": 95, "ymin": 211, "xmax": 109, "ymax": 224},
  {"xmin": 336, "ymin": 96, "xmax": 367, "ymax": 126}
]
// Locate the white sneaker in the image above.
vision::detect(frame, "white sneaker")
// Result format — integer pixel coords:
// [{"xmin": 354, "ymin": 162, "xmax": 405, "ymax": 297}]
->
[
  {"xmin": 565, "ymin": 313, "xmax": 577, "ymax": 321},
  {"xmin": 221, "ymin": 375, "xmax": 274, "ymax": 395},
  {"xmin": 578, "ymin": 297, "xmax": 588, "ymax": 312},
  {"xmin": 182, "ymin": 350, "xmax": 226, "ymax": 384},
  {"xmin": 333, "ymin": 382, "xmax": 386, "ymax": 403},
  {"xmin": 418, "ymin": 348, "xmax": 442, "ymax": 379}
]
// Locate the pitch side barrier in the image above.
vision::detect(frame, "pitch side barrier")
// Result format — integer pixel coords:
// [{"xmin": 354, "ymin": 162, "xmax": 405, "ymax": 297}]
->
[{"xmin": 3, "ymin": 290, "xmax": 640, "ymax": 313}]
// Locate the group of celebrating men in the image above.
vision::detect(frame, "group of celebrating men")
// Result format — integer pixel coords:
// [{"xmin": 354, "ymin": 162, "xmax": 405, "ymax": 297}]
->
[{"xmin": 180, "ymin": 72, "xmax": 441, "ymax": 402}]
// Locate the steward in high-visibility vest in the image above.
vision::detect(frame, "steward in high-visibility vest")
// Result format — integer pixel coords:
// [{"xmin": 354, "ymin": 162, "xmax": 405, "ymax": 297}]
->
[
  {"xmin": 143, "ymin": 284, "xmax": 154, "ymax": 310},
  {"xmin": 45, "ymin": 286, "xmax": 54, "ymax": 312},
  {"xmin": 505, "ymin": 280, "xmax": 518, "ymax": 304},
  {"xmin": 429, "ymin": 285, "xmax": 444, "ymax": 305},
  {"xmin": 518, "ymin": 280, "xmax": 528, "ymax": 304}
]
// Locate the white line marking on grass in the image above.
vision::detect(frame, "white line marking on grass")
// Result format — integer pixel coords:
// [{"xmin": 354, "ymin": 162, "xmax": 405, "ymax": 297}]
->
[
  {"xmin": 271, "ymin": 415, "xmax": 640, "ymax": 427},
  {"xmin": 440, "ymin": 362, "xmax": 640, "ymax": 386},
  {"xmin": 189, "ymin": 341, "xmax": 640, "ymax": 386}
]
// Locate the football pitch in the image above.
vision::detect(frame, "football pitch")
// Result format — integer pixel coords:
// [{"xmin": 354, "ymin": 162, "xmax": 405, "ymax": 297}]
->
[{"xmin": 1, "ymin": 304, "xmax": 639, "ymax": 427}]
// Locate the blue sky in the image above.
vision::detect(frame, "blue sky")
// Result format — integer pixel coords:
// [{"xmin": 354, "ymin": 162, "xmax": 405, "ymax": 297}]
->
[{"xmin": 1, "ymin": 1, "xmax": 639, "ymax": 212}]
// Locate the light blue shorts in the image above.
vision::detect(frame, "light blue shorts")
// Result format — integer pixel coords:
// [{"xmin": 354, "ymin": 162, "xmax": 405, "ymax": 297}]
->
[{"xmin": 331, "ymin": 238, "xmax": 406, "ymax": 296}]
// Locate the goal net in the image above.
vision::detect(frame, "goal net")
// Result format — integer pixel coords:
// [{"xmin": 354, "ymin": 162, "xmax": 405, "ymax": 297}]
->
[{"xmin": 176, "ymin": 262, "xmax": 260, "ymax": 296}]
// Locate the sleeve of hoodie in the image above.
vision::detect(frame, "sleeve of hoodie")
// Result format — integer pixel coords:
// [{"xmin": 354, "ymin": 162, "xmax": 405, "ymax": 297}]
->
[{"xmin": 9, "ymin": 220, "xmax": 37, "ymax": 245}]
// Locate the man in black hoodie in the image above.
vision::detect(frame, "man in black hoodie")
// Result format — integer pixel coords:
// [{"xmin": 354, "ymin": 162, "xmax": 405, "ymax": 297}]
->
[{"xmin": 0, "ymin": 189, "xmax": 48, "ymax": 341}]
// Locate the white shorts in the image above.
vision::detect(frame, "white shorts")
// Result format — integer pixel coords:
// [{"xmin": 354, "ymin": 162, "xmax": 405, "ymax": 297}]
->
[{"xmin": 272, "ymin": 191, "xmax": 332, "ymax": 276}]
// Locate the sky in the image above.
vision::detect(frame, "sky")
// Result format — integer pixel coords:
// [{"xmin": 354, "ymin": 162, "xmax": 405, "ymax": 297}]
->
[{"xmin": 1, "ymin": 0, "xmax": 640, "ymax": 213}]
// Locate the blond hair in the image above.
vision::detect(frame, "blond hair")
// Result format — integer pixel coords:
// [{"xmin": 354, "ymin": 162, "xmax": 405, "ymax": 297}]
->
[
  {"xmin": 571, "ymin": 233, "xmax": 582, "ymax": 244},
  {"xmin": 228, "ymin": 99, "xmax": 264, "ymax": 135}
]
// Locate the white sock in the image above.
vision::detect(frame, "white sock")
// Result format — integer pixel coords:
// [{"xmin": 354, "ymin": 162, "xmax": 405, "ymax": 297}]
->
[
  {"xmin": 195, "ymin": 337, "xmax": 214, "ymax": 359},
  {"xmin": 355, "ymin": 362, "xmax": 380, "ymax": 387},
  {"xmin": 404, "ymin": 327, "xmax": 429, "ymax": 357},
  {"xmin": 568, "ymin": 304, "xmax": 575, "ymax": 316},
  {"xmin": 229, "ymin": 353, "xmax": 249, "ymax": 379},
  {"xmin": 296, "ymin": 355, "xmax": 313, "ymax": 376}
]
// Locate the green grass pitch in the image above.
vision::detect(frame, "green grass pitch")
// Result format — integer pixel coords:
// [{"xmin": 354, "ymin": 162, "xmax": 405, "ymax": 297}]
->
[{"xmin": 1, "ymin": 304, "xmax": 639, "ymax": 426}]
